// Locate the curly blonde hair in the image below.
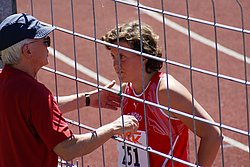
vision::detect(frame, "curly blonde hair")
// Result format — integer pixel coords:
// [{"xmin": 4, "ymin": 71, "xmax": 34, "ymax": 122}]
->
[{"xmin": 101, "ymin": 20, "xmax": 163, "ymax": 73}]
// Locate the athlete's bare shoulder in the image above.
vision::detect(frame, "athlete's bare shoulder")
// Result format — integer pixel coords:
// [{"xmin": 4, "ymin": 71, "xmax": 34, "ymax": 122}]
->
[
  {"xmin": 158, "ymin": 74, "xmax": 179, "ymax": 117},
  {"xmin": 158, "ymin": 74, "xmax": 178, "ymax": 92}
]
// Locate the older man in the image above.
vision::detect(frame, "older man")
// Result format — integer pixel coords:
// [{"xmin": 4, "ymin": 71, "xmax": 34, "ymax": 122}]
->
[{"xmin": 0, "ymin": 13, "xmax": 138, "ymax": 167}]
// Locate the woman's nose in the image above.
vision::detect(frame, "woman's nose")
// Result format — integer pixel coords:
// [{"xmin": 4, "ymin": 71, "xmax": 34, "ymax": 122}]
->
[{"xmin": 113, "ymin": 59, "xmax": 122, "ymax": 72}]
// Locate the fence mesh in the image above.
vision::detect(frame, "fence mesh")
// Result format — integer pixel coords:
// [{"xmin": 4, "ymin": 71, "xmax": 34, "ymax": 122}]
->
[{"xmin": 12, "ymin": 0, "xmax": 250, "ymax": 166}]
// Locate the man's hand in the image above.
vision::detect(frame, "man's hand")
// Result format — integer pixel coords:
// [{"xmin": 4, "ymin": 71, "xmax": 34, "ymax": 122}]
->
[
  {"xmin": 89, "ymin": 80, "xmax": 120, "ymax": 110},
  {"xmin": 111, "ymin": 115, "xmax": 139, "ymax": 136}
]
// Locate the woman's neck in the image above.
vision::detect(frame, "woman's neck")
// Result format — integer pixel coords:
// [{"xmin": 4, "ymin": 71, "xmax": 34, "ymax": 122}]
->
[{"xmin": 132, "ymin": 71, "xmax": 157, "ymax": 94}]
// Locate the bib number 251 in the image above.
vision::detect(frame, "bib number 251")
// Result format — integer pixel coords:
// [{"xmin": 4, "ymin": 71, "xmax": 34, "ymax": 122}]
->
[{"xmin": 122, "ymin": 145, "xmax": 140, "ymax": 167}]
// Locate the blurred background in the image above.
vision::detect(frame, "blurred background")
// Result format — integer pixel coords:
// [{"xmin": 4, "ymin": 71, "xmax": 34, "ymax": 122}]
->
[{"xmin": 1, "ymin": 0, "xmax": 249, "ymax": 166}]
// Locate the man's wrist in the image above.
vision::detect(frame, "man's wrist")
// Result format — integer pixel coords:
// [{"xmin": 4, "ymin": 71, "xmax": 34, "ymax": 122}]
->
[{"xmin": 85, "ymin": 93, "xmax": 90, "ymax": 106}]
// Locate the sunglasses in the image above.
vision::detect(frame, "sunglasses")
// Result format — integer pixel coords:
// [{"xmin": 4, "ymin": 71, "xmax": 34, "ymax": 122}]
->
[{"xmin": 28, "ymin": 36, "xmax": 51, "ymax": 47}]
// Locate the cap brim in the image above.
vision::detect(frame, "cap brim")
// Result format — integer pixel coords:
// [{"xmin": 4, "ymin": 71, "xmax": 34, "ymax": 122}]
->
[{"xmin": 34, "ymin": 26, "xmax": 55, "ymax": 39}]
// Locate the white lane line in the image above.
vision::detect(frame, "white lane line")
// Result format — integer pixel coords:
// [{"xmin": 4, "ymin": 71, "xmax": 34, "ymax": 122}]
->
[
  {"xmin": 48, "ymin": 47, "xmax": 120, "ymax": 91},
  {"xmin": 125, "ymin": 0, "xmax": 250, "ymax": 64},
  {"xmin": 49, "ymin": 47, "xmax": 249, "ymax": 153},
  {"xmin": 223, "ymin": 136, "xmax": 249, "ymax": 153}
]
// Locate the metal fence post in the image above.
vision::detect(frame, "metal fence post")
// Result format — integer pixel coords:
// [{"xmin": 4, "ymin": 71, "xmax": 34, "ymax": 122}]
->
[{"xmin": 0, "ymin": 0, "xmax": 17, "ymax": 69}]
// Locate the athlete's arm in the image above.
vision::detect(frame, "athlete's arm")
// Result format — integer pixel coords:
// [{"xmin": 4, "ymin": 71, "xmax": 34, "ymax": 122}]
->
[{"xmin": 158, "ymin": 75, "xmax": 221, "ymax": 167}]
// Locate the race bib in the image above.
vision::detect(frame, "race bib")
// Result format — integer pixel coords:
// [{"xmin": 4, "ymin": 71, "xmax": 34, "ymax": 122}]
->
[{"xmin": 117, "ymin": 130, "xmax": 149, "ymax": 167}]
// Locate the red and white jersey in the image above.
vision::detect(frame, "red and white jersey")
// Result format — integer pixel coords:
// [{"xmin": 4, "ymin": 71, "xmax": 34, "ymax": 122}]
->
[{"xmin": 117, "ymin": 72, "xmax": 189, "ymax": 167}]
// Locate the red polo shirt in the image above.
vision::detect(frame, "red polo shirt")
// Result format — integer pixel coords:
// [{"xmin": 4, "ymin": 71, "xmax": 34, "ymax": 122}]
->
[{"xmin": 0, "ymin": 65, "xmax": 72, "ymax": 167}]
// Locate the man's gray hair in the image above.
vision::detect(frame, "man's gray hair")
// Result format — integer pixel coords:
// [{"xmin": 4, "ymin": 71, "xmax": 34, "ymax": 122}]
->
[{"xmin": 1, "ymin": 39, "xmax": 33, "ymax": 65}]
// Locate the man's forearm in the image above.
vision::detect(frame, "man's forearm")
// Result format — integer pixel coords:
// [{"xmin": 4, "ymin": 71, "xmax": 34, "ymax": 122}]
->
[
  {"xmin": 53, "ymin": 123, "xmax": 114, "ymax": 161},
  {"xmin": 56, "ymin": 93, "xmax": 86, "ymax": 113}
]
